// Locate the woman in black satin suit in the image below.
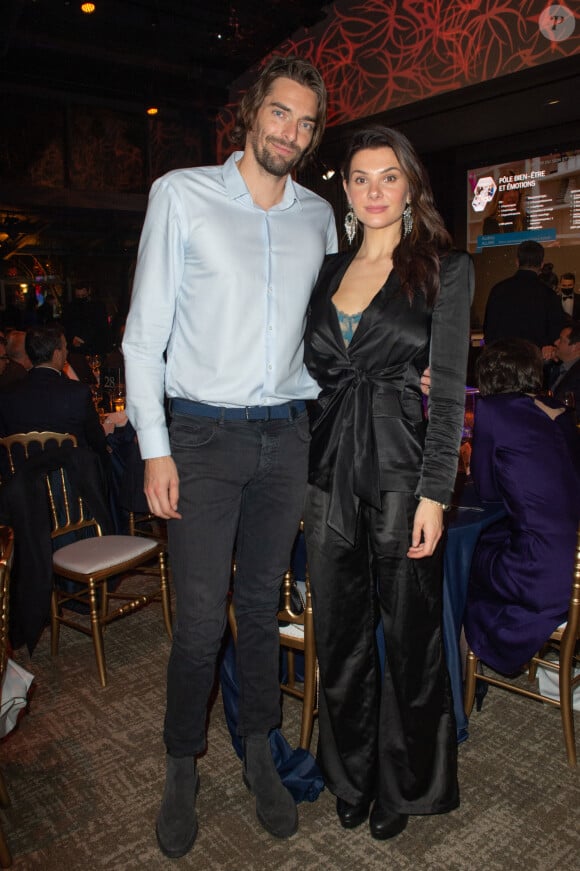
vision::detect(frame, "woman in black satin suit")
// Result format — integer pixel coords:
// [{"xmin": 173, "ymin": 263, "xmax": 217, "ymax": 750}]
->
[{"xmin": 303, "ymin": 126, "xmax": 473, "ymax": 839}]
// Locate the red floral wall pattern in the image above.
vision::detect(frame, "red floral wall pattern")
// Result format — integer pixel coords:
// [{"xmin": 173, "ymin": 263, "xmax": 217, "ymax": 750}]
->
[{"xmin": 217, "ymin": 0, "xmax": 580, "ymax": 159}]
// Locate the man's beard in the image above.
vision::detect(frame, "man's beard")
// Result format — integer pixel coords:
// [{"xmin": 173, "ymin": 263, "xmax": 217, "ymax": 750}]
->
[{"xmin": 251, "ymin": 135, "xmax": 303, "ymax": 178}]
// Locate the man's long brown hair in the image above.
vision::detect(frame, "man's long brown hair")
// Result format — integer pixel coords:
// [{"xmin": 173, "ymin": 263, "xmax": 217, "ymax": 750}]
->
[{"xmin": 230, "ymin": 55, "xmax": 328, "ymax": 171}]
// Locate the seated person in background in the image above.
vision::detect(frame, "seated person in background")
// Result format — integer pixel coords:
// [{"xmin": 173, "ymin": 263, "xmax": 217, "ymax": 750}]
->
[
  {"xmin": 546, "ymin": 321, "xmax": 580, "ymax": 410},
  {"xmin": 0, "ymin": 330, "xmax": 31, "ymax": 391},
  {"xmin": 464, "ymin": 338, "xmax": 580, "ymax": 675},
  {"xmin": 0, "ymin": 324, "xmax": 109, "ymax": 466}
]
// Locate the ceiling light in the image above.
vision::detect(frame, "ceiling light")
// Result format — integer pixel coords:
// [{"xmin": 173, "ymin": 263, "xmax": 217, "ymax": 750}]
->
[
  {"xmin": 546, "ymin": 98, "xmax": 560, "ymax": 106},
  {"xmin": 322, "ymin": 167, "xmax": 335, "ymax": 181},
  {"xmin": 146, "ymin": 106, "xmax": 159, "ymax": 116},
  {"xmin": 81, "ymin": 3, "xmax": 96, "ymax": 14}
]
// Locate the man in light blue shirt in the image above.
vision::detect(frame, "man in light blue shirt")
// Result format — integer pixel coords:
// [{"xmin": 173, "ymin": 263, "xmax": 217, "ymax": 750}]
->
[{"xmin": 123, "ymin": 56, "xmax": 336, "ymax": 858}]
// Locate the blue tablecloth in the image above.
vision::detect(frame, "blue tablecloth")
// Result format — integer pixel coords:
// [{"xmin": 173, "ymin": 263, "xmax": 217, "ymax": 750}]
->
[
  {"xmin": 220, "ymin": 639, "xmax": 324, "ymax": 803},
  {"xmin": 443, "ymin": 480, "xmax": 506, "ymax": 742}
]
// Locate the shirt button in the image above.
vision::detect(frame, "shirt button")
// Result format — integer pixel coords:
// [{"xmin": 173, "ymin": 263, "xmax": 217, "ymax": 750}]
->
[
  {"xmin": 268, "ymin": 325, "xmax": 273, "ymax": 331},
  {"xmin": 267, "ymin": 364, "xmax": 273, "ymax": 371}
]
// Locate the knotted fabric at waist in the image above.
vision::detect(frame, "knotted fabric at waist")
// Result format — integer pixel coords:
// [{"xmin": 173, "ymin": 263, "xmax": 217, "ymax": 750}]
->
[{"xmin": 309, "ymin": 361, "xmax": 411, "ymax": 545}]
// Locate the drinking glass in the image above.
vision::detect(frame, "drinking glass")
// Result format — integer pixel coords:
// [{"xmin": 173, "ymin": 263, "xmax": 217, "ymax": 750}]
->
[
  {"xmin": 87, "ymin": 354, "xmax": 101, "ymax": 386},
  {"xmin": 112, "ymin": 384, "xmax": 126, "ymax": 412}
]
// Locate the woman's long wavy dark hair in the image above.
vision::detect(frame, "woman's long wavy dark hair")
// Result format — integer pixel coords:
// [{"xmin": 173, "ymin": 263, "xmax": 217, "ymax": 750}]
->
[{"xmin": 342, "ymin": 125, "xmax": 452, "ymax": 307}]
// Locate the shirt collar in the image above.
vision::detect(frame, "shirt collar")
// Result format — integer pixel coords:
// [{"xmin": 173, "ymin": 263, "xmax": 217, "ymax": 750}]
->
[
  {"xmin": 222, "ymin": 151, "xmax": 301, "ymax": 212},
  {"xmin": 35, "ymin": 364, "xmax": 62, "ymax": 375}
]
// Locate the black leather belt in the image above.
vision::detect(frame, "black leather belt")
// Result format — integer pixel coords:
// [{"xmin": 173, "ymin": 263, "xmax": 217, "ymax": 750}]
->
[{"xmin": 170, "ymin": 398, "xmax": 306, "ymax": 421}]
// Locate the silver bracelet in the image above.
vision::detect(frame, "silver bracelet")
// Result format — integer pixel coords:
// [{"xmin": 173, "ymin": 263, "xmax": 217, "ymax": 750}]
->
[{"xmin": 419, "ymin": 496, "xmax": 449, "ymax": 510}]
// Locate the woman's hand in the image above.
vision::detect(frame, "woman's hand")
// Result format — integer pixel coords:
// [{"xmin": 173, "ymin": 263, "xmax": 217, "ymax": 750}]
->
[{"xmin": 407, "ymin": 498, "xmax": 443, "ymax": 559}]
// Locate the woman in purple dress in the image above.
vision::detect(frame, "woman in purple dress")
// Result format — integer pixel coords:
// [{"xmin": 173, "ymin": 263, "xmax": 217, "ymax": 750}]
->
[{"xmin": 465, "ymin": 338, "xmax": 580, "ymax": 674}]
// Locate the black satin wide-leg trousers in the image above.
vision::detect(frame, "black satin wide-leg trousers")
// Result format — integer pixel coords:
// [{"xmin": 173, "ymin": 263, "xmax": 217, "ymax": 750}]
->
[{"xmin": 304, "ymin": 485, "xmax": 459, "ymax": 815}]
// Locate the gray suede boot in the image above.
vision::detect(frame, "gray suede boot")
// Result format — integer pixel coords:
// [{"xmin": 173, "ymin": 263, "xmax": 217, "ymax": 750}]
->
[
  {"xmin": 243, "ymin": 735, "xmax": 298, "ymax": 838},
  {"xmin": 156, "ymin": 755, "xmax": 199, "ymax": 859}
]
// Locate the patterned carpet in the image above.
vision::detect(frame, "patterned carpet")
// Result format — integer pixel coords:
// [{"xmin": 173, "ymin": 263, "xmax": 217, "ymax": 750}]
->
[{"xmin": 2, "ymin": 585, "xmax": 579, "ymax": 870}]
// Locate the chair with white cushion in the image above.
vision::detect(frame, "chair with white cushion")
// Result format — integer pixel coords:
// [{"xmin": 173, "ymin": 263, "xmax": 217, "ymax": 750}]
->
[{"xmin": 47, "ymin": 463, "xmax": 172, "ymax": 686}]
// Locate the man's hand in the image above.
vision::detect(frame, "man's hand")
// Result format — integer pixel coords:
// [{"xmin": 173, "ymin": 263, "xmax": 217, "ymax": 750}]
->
[
  {"xmin": 420, "ymin": 366, "xmax": 431, "ymax": 396},
  {"xmin": 407, "ymin": 499, "xmax": 443, "ymax": 559},
  {"xmin": 144, "ymin": 456, "xmax": 182, "ymax": 520}
]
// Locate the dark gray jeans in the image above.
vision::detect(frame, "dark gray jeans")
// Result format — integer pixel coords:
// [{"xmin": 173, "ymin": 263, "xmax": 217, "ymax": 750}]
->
[{"xmin": 163, "ymin": 411, "xmax": 310, "ymax": 757}]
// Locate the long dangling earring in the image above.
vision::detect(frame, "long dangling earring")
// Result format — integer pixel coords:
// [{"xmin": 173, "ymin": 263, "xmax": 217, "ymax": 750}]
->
[
  {"xmin": 402, "ymin": 203, "xmax": 413, "ymax": 237},
  {"xmin": 344, "ymin": 207, "xmax": 358, "ymax": 245}
]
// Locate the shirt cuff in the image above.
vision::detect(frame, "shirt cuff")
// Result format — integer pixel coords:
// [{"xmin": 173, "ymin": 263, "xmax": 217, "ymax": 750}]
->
[{"xmin": 135, "ymin": 427, "xmax": 171, "ymax": 460}]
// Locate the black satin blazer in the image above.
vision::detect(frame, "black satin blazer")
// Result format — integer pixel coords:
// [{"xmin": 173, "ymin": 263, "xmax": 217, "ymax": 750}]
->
[{"xmin": 305, "ymin": 249, "xmax": 474, "ymax": 544}]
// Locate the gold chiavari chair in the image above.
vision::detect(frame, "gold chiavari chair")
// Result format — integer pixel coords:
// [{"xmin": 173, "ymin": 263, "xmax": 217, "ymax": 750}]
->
[
  {"xmin": 0, "ymin": 431, "xmax": 77, "ymax": 482},
  {"xmin": 0, "ymin": 432, "xmax": 172, "ymax": 687},
  {"xmin": 46, "ymin": 463, "xmax": 172, "ymax": 686},
  {"xmin": 464, "ymin": 524, "xmax": 580, "ymax": 767},
  {"xmin": 276, "ymin": 565, "xmax": 318, "ymax": 751}
]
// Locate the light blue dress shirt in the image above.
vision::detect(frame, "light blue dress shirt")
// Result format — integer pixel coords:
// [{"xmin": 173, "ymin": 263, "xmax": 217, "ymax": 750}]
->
[{"xmin": 123, "ymin": 151, "xmax": 337, "ymax": 458}]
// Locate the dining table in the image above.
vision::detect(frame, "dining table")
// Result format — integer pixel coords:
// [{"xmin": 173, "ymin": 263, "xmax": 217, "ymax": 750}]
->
[{"xmin": 443, "ymin": 477, "xmax": 506, "ymax": 743}]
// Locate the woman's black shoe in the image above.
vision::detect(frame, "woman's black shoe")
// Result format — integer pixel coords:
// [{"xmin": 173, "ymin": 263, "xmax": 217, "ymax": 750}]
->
[
  {"xmin": 369, "ymin": 803, "xmax": 408, "ymax": 840},
  {"xmin": 336, "ymin": 797, "xmax": 371, "ymax": 829}
]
